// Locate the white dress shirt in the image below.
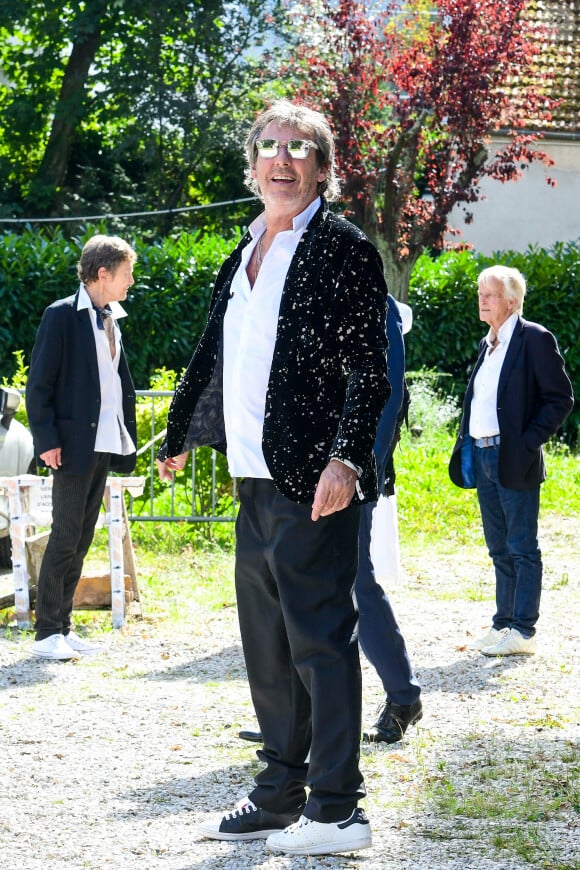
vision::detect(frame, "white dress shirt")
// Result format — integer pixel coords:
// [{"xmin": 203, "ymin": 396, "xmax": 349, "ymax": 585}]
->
[
  {"xmin": 222, "ymin": 197, "xmax": 321, "ymax": 478},
  {"xmin": 469, "ymin": 312, "xmax": 518, "ymax": 438},
  {"xmin": 77, "ymin": 284, "xmax": 135, "ymax": 456}
]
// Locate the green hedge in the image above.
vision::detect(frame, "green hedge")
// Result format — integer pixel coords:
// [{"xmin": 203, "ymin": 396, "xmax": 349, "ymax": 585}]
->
[
  {"xmin": 1, "ymin": 227, "xmax": 577, "ymax": 441},
  {"xmin": 407, "ymin": 242, "xmax": 579, "ymax": 443},
  {"xmin": 0, "ymin": 225, "xmax": 239, "ymax": 388}
]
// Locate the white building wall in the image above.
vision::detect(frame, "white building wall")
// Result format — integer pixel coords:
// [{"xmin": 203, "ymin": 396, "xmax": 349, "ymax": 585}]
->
[{"xmin": 447, "ymin": 137, "xmax": 580, "ymax": 255}]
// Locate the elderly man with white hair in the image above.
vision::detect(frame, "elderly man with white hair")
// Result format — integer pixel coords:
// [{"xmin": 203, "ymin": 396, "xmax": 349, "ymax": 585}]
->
[{"xmin": 449, "ymin": 265, "xmax": 573, "ymax": 656}]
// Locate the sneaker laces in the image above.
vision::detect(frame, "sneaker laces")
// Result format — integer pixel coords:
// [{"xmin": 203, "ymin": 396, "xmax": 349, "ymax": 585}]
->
[
  {"xmin": 224, "ymin": 798, "xmax": 258, "ymax": 820},
  {"xmin": 495, "ymin": 628, "xmax": 514, "ymax": 646},
  {"xmin": 284, "ymin": 815, "xmax": 312, "ymax": 834}
]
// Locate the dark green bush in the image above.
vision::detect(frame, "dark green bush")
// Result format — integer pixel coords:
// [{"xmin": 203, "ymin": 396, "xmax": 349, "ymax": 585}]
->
[
  {"xmin": 125, "ymin": 230, "xmax": 239, "ymax": 386},
  {"xmin": 0, "ymin": 225, "xmax": 240, "ymax": 388},
  {"xmin": 407, "ymin": 242, "xmax": 579, "ymax": 443},
  {"xmin": 1, "ymin": 227, "xmax": 577, "ymax": 442}
]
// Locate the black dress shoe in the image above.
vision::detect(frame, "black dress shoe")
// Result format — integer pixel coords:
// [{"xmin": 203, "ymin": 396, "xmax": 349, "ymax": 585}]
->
[
  {"xmin": 238, "ymin": 728, "xmax": 263, "ymax": 743},
  {"xmin": 363, "ymin": 698, "xmax": 423, "ymax": 744}
]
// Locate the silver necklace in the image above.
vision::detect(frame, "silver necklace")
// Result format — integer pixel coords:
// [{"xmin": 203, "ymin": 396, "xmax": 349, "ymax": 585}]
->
[
  {"xmin": 256, "ymin": 235, "xmax": 265, "ymax": 270},
  {"xmin": 253, "ymin": 234, "xmax": 265, "ymax": 283}
]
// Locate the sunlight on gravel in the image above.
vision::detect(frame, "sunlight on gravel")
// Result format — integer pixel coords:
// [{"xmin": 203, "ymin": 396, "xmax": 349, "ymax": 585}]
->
[{"xmin": 0, "ymin": 521, "xmax": 578, "ymax": 870}]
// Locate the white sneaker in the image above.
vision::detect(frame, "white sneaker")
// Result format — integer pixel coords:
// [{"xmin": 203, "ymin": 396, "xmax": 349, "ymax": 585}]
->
[
  {"xmin": 468, "ymin": 627, "xmax": 508, "ymax": 650},
  {"xmin": 266, "ymin": 808, "xmax": 372, "ymax": 856},
  {"xmin": 32, "ymin": 634, "xmax": 80, "ymax": 661},
  {"xmin": 482, "ymin": 628, "xmax": 536, "ymax": 657},
  {"xmin": 65, "ymin": 630, "xmax": 104, "ymax": 655}
]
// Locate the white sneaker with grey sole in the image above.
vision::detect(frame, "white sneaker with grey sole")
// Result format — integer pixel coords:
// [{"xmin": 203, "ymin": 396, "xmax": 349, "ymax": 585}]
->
[
  {"xmin": 65, "ymin": 630, "xmax": 104, "ymax": 655},
  {"xmin": 266, "ymin": 808, "xmax": 372, "ymax": 855},
  {"xmin": 468, "ymin": 627, "xmax": 508, "ymax": 650},
  {"xmin": 482, "ymin": 628, "xmax": 536, "ymax": 656},
  {"xmin": 32, "ymin": 634, "xmax": 80, "ymax": 660}
]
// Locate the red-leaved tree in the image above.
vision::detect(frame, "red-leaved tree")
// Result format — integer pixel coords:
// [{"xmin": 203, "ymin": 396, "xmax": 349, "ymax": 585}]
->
[{"xmin": 285, "ymin": 0, "xmax": 557, "ymax": 300}]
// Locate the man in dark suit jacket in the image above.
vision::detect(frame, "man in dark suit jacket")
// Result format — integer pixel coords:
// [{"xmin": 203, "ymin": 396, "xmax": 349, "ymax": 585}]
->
[
  {"xmin": 26, "ymin": 235, "xmax": 137, "ymax": 661},
  {"xmin": 449, "ymin": 265, "xmax": 573, "ymax": 656},
  {"xmin": 157, "ymin": 101, "xmax": 389, "ymax": 856}
]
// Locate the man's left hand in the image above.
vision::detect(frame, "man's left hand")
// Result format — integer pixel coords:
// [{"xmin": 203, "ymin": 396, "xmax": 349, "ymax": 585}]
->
[{"xmin": 311, "ymin": 460, "xmax": 357, "ymax": 521}]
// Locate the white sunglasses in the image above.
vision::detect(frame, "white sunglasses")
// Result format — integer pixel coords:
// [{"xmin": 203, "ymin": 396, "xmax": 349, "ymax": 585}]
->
[{"xmin": 255, "ymin": 138, "xmax": 320, "ymax": 160}]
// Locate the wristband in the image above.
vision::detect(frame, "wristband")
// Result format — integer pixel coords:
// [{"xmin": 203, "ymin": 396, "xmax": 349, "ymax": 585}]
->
[{"xmin": 329, "ymin": 456, "xmax": 363, "ymax": 478}]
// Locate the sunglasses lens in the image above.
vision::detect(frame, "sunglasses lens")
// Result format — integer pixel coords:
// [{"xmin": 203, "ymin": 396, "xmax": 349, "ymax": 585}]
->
[
  {"xmin": 257, "ymin": 139, "xmax": 278, "ymax": 157},
  {"xmin": 287, "ymin": 140, "xmax": 310, "ymax": 159},
  {"xmin": 257, "ymin": 139, "xmax": 315, "ymax": 159}
]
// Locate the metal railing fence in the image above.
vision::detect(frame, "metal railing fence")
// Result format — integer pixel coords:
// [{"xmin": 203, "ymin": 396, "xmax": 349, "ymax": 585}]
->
[{"xmin": 127, "ymin": 390, "xmax": 237, "ymax": 525}]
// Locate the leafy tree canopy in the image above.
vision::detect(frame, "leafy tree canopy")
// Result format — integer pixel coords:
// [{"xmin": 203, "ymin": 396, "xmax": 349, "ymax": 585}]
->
[
  {"xmin": 277, "ymin": 0, "xmax": 557, "ymax": 299},
  {"xmin": 0, "ymin": 0, "xmax": 283, "ymax": 235}
]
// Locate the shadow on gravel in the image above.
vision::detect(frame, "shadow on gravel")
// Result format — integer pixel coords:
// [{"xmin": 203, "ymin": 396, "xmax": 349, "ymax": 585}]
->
[
  {"xmin": 114, "ymin": 765, "xmax": 262, "ymax": 821},
  {"xmin": 416, "ymin": 652, "xmax": 522, "ymax": 694},
  {"xmin": 114, "ymin": 768, "xmax": 373, "ymax": 869},
  {"xmin": 174, "ymin": 853, "xmax": 372, "ymax": 869},
  {"xmin": 0, "ymin": 648, "xmax": 68, "ymax": 690},
  {"xmin": 140, "ymin": 643, "xmax": 247, "ymax": 684}
]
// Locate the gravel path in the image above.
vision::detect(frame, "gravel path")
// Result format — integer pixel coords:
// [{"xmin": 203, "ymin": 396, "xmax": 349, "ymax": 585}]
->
[{"xmin": 0, "ymin": 517, "xmax": 578, "ymax": 870}]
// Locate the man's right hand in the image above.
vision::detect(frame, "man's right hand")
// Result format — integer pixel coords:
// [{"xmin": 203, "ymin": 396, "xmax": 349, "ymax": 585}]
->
[
  {"xmin": 156, "ymin": 452, "xmax": 188, "ymax": 481},
  {"xmin": 40, "ymin": 447, "xmax": 62, "ymax": 470}
]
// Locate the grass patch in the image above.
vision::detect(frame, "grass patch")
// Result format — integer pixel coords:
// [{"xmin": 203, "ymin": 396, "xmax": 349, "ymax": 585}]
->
[
  {"xmin": 419, "ymin": 736, "xmax": 580, "ymax": 866},
  {"xmin": 396, "ymin": 427, "xmax": 580, "ymax": 553}
]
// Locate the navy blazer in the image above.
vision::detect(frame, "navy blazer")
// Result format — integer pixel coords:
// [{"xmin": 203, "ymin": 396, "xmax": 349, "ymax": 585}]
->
[
  {"xmin": 374, "ymin": 295, "xmax": 405, "ymax": 490},
  {"xmin": 160, "ymin": 201, "xmax": 390, "ymax": 504},
  {"xmin": 26, "ymin": 290, "xmax": 137, "ymax": 476},
  {"xmin": 449, "ymin": 316, "xmax": 573, "ymax": 491}
]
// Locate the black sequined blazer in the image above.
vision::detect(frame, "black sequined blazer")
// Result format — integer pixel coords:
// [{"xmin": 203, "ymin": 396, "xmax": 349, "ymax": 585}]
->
[{"xmin": 159, "ymin": 200, "xmax": 390, "ymax": 503}]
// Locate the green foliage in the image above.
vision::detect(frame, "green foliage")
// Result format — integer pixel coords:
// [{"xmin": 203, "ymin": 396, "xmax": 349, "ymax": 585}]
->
[
  {"xmin": 405, "ymin": 370, "xmax": 461, "ymax": 433},
  {"xmin": 0, "ymin": 0, "xmax": 284, "ymax": 232},
  {"xmin": 0, "ymin": 351, "xmax": 29, "ymax": 426},
  {"xmin": 0, "ymin": 225, "xmax": 240, "ymax": 388},
  {"xmin": 395, "ymin": 374, "xmax": 580, "ymax": 555},
  {"xmin": 407, "ymin": 242, "xmax": 579, "ymax": 443},
  {"xmin": 130, "ymin": 367, "xmax": 236, "ymax": 551},
  {"xmin": 3, "ymin": 227, "xmax": 577, "ymax": 453},
  {"xmin": 0, "ymin": 226, "xmax": 80, "ymax": 361},
  {"xmin": 126, "ymin": 229, "xmax": 241, "ymax": 385}
]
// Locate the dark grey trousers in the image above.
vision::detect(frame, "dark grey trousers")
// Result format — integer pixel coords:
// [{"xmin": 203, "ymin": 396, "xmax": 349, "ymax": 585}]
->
[{"xmin": 34, "ymin": 453, "xmax": 111, "ymax": 640}]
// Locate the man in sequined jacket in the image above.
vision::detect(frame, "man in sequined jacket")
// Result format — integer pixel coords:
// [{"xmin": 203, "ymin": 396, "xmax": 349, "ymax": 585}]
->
[{"xmin": 157, "ymin": 101, "xmax": 390, "ymax": 857}]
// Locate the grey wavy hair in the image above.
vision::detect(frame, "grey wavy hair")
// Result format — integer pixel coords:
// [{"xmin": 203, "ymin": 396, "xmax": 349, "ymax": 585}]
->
[
  {"xmin": 77, "ymin": 235, "xmax": 137, "ymax": 285},
  {"xmin": 478, "ymin": 265, "xmax": 526, "ymax": 314},
  {"xmin": 244, "ymin": 100, "xmax": 341, "ymax": 202}
]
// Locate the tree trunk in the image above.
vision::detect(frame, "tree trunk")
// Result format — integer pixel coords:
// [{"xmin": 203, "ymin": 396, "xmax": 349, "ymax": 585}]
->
[
  {"xmin": 355, "ymin": 215, "xmax": 415, "ymax": 303},
  {"xmin": 25, "ymin": 3, "xmax": 108, "ymax": 215},
  {"xmin": 381, "ymin": 253, "xmax": 415, "ymax": 304}
]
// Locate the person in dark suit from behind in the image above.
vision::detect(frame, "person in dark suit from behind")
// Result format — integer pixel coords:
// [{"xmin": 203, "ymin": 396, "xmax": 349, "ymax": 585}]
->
[
  {"xmin": 26, "ymin": 235, "xmax": 137, "ymax": 661},
  {"xmin": 359, "ymin": 295, "xmax": 422, "ymax": 743},
  {"xmin": 449, "ymin": 265, "xmax": 573, "ymax": 656}
]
